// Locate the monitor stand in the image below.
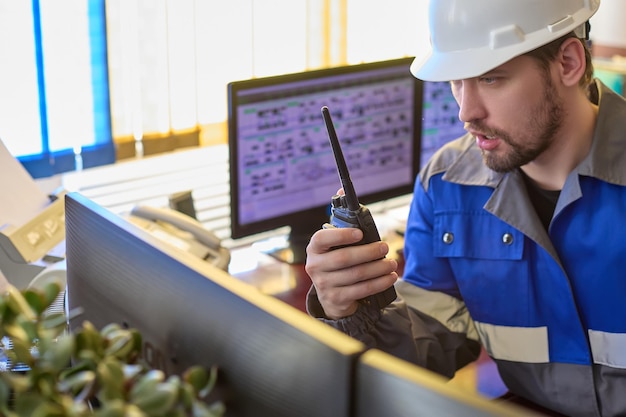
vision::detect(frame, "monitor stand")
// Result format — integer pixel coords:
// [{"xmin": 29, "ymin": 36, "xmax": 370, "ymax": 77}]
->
[
  {"xmin": 264, "ymin": 223, "xmax": 320, "ymax": 265},
  {"xmin": 267, "ymin": 249, "xmax": 306, "ymax": 265},
  {"xmin": 266, "ymin": 233, "xmax": 310, "ymax": 265}
]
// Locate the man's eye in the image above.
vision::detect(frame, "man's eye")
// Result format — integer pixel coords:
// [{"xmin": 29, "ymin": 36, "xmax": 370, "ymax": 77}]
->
[{"xmin": 480, "ymin": 77, "xmax": 497, "ymax": 85}]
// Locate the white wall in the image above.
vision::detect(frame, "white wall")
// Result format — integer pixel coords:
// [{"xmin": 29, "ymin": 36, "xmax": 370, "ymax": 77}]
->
[{"xmin": 590, "ymin": 0, "xmax": 626, "ymax": 49}]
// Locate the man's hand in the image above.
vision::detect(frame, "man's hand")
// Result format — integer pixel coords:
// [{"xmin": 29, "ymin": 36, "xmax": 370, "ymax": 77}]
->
[{"xmin": 305, "ymin": 226, "xmax": 398, "ymax": 320}]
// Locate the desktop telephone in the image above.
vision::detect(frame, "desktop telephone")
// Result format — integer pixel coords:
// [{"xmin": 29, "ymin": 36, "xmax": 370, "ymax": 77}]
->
[{"xmin": 128, "ymin": 205, "xmax": 230, "ymax": 271}]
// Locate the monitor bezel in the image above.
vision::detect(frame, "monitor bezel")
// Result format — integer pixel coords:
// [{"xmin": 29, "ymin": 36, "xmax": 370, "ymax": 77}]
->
[{"xmin": 355, "ymin": 349, "xmax": 536, "ymax": 417}]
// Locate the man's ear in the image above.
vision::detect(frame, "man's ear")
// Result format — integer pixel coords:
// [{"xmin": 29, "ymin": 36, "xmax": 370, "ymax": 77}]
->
[{"xmin": 558, "ymin": 37, "xmax": 587, "ymax": 87}]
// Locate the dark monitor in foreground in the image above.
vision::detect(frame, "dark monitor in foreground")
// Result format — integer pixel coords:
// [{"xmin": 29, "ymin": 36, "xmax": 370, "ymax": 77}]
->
[
  {"xmin": 64, "ymin": 192, "xmax": 365, "ymax": 417},
  {"xmin": 355, "ymin": 349, "xmax": 540, "ymax": 417},
  {"xmin": 228, "ymin": 57, "xmax": 422, "ymax": 263}
]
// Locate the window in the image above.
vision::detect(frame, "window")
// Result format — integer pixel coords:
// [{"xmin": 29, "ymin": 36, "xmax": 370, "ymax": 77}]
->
[
  {"xmin": 0, "ymin": 0, "xmax": 113, "ymax": 179},
  {"xmin": 3, "ymin": 0, "xmax": 423, "ymax": 179},
  {"xmin": 105, "ymin": 0, "xmax": 320, "ymax": 158}
]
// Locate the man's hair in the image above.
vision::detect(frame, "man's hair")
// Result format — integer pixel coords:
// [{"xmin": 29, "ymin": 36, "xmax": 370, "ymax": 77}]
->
[{"xmin": 524, "ymin": 32, "xmax": 594, "ymax": 90}]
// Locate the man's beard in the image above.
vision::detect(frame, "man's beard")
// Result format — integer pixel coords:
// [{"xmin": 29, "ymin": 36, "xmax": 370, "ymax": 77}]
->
[{"xmin": 476, "ymin": 76, "xmax": 565, "ymax": 173}]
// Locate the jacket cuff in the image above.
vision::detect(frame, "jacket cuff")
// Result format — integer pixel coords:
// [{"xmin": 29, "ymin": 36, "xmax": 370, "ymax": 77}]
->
[{"xmin": 305, "ymin": 285, "xmax": 382, "ymax": 339}]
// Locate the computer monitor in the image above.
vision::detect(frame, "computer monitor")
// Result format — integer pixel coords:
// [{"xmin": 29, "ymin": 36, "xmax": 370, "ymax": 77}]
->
[
  {"xmin": 355, "ymin": 349, "xmax": 538, "ymax": 417},
  {"xmin": 227, "ymin": 57, "xmax": 422, "ymax": 263},
  {"xmin": 64, "ymin": 192, "xmax": 366, "ymax": 417},
  {"xmin": 420, "ymin": 81, "xmax": 466, "ymax": 168}
]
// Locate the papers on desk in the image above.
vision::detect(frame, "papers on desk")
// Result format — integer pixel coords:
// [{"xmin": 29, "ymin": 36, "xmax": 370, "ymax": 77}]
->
[
  {"xmin": 382, "ymin": 204, "xmax": 410, "ymax": 236},
  {"xmin": 0, "ymin": 139, "xmax": 50, "ymax": 228}
]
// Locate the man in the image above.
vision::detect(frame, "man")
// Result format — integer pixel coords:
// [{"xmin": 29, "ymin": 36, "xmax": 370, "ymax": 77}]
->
[{"xmin": 305, "ymin": 0, "xmax": 626, "ymax": 416}]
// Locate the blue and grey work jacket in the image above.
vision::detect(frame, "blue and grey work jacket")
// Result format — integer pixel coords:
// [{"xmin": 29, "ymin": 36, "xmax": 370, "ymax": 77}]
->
[{"xmin": 307, "ymin": 80, "xmax": 626, "ymax": 417}]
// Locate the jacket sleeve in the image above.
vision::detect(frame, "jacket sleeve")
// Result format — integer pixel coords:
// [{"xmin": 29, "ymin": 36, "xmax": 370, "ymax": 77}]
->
[{"xmin": 306, "ymin": 279, "xmax": 481, "ymax": 379}]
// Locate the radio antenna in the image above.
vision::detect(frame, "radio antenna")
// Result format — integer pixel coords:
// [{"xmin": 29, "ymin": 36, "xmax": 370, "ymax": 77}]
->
[{"xmin": 321, "ymin": 106, "xmax": 360, "ymax": 211}]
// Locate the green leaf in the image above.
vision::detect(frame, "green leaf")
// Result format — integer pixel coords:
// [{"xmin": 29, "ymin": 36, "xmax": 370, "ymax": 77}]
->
[
  {"xmin": 59, "ymin": 358, "xmax": 92, "ymax": 381},
  {"xmin": 16, "ymin": 315, "xmax": 39, "ymax": 341},
  {"xmin": 122, "ymin": 363, "xmax": 144, "ymax": 381},
  {"xmin": 164, "ymin": 409, "xmax": 187, "ymax": 417},
  {"xmin": 75, "ymin": 321, "xmax": 105, "ymax": 358},
  {"xmin": 132, "ymin": 381, "xmax": 178, "ymax": 416},
  {"xmin": 13, "ymin": 391, "xmax": 46, "ymax": 415},
  {"xmin": 177, "ymin": 382, "xmax": 195, "ymax": 409},
  {"xmin": 57, "ymin": 369, "xmax": 96, "ymax": 403},
  {"xmin": 0, "ymin": 376, "xmax": 11, "ymax": 407},
  {"xmin": 129, "ymin": 369, "xmax": 165, "ymax": 400},
  {"xmin": 100, "ymin": 323, "xmax": 123, "ymax": 339},
  {"xmin": 23, "ymin": 290, "xmax": 46, "ymax": 316},
  {"xmin": 4, "ymin": 286, "xmax": 36, "ymax": 320},
  {"xmin": 97, "ymin": 357, "xmax": 125, "ymax": 402},
  {"xmin": 41, "ymin": 334, "xmax": 75, "ymax": 371},
  {"xmin": 34, "ymin": 372, "xmax": 58, "ymax": 398},
  {"xmin": 105, "ymin": 332, "xmax": 135, "ymax": 361},
  {"xmin": 94, "ymin": 399, "xmax": 126, "ymax": 417},
  {"xmin": 40, "ymin": 281, "xmax": 63, "ymax": 308},
  {"xmin": 192, "ymin": 400, "xmax": 226, "ymax": 417},
  {"xmin": 6, "ymin": 337, "xmax": 35, "ymax": 368},
  {"xmin": 40, "ymin": 312, "xmax": 70, "ymax": 335},
  {"xmin": 3, "ymin": 371, "xmax": 32, "ymax": 393},
  {"xmin": 182, "ymin": 366, "xmax": 209, "ymax": 394},
  {"xmin": 31, "ymin": 401, "xmax": 67, "ymax": 417},
  {"xmin": 202, "ymin": 366, "xmax": 219, "ymax": 399},
  {"xmin": 3, "ymin": 323, "xmax": 31, "ymax": 345}
]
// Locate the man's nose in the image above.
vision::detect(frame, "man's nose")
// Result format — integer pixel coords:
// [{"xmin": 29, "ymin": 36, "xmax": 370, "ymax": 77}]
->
[{"xmin": 454, "ymin": 82, "xmax": 487, "ymax": 123}]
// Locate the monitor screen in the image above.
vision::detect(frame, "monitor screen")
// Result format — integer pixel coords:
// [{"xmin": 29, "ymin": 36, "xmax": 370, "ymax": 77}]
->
[
  {"xmin": 420, "ymin": 81, "xmax": 466, "ymax": 168},
  {"xmin": 227, "ymin": 57, "xmax": 422, "ymax": 263},
  {"xmin": 64, "ymin": 192, "xmax": 366, "ymax": 417}
]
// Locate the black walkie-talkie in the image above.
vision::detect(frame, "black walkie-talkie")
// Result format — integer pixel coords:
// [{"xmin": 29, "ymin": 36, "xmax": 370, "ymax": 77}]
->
[{"xmin": 321, "ymin": 106, "xmax": 397, "ymax": 310}]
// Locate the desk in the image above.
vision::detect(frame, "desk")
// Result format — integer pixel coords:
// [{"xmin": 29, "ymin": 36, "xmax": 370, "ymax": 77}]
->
[
  {"xmin": 228, "ymin": 225, "xmax": 406, "ymax": 313},
  {"xmin": 229, "ymin": 244, "xmax": 313, "ymax": 312}
]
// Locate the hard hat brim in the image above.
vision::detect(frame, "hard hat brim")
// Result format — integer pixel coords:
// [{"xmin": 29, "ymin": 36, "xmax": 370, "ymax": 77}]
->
[{"xmin": 410, "ymin": 47, "xmax": 520, "ymax": 82}]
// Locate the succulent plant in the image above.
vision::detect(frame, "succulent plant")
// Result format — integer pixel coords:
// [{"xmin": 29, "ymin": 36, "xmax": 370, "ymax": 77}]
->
[{"xmin": 0, "ymin": 280, "xmax": 225, "ymax": 417}]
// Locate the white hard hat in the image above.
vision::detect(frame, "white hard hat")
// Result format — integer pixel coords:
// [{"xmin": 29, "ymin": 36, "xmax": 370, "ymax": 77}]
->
[{"xmin": 411, "ymin": 0, "xmax": 601, "ymax": 82}]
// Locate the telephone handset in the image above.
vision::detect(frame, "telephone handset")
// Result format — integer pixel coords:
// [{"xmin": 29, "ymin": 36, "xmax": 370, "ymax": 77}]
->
[{"xmin": 128, "ymin": 205, "xmax": 230, "ymax": 271}]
